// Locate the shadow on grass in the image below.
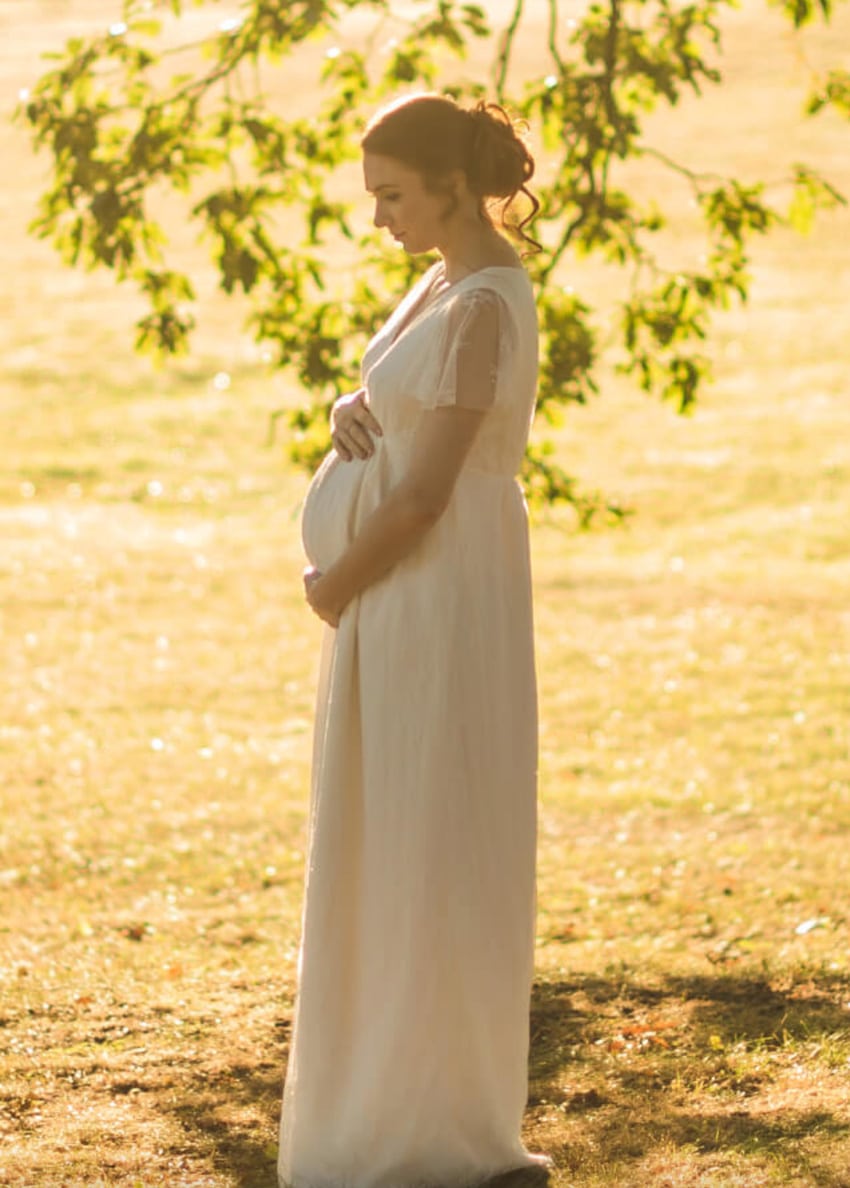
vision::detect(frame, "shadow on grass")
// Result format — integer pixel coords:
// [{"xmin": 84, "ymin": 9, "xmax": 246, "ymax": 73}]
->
[
  {"xmin": 530, "ymin": 970, "xmax": 850, "ymax": 1186},
  {"xmin": 165, "ymin": 1027, "xmax": 288, "ymax": 1188},
  {"xmin": 162, "ymin": 970, "xmax": 850, "ymax": 1188}
]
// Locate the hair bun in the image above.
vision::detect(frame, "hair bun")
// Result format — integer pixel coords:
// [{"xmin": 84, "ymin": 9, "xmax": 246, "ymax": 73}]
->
[{"xmin": 466, "ymin": 102, "xmax": 534, "ymax": 200}]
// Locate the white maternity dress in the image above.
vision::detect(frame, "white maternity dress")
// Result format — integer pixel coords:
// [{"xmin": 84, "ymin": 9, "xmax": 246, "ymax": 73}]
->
[{"xmin": 279, "ymin": 261, "xmax": 541, "ymax": 1188}]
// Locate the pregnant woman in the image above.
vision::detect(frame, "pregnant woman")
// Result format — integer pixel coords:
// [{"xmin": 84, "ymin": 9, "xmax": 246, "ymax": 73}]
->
[{"xmin": 279, "ymin": 92, "xmax": 547, "ymax": 1188}]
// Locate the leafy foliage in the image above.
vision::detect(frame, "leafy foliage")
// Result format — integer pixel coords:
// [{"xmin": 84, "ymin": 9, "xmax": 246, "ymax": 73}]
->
[{"xmin": 17, "ymin": 0, "xmax": 848, "ymax": 519}]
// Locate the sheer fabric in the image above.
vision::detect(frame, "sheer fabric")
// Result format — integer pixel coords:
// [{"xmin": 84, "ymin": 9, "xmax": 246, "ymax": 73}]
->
[
  {"xmin": 428, "ymin": 288, "xmax": 505, "ymax": 411},
  {"xmin": 284, "ymin": 263, "xmax": 541, "ymax": 1188}
]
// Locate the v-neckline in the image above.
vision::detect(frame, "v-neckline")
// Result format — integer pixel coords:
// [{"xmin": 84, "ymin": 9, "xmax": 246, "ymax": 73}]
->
[
  {"xmin": 385, "ymin": 265, "xmax": 447, "ymax": 347},
  {"xmin": 385, "ymin": 262, "xmax": 527, "ymax": 348},
  {"xmin": 362, "ymin": 264, "xmax": 530, "ymax": 392}
]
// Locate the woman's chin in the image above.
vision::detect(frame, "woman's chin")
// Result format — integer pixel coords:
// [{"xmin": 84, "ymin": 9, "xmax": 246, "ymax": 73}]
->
[{"xmin": 398, "ymin": 238, "xmax": 432, "ymax": 256}]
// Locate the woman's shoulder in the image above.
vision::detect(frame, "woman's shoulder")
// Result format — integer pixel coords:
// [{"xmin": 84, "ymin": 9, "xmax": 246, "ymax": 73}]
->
[
  {"xmin": 446, "ymin": 265, "xmax": 535, "ymax": 324},
  {"xmin": 451, "ymin": 240, "xmax": 532, "ymax": 293}
]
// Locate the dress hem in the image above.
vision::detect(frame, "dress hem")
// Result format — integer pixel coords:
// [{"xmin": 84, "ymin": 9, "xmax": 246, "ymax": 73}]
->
[{"xmin": 278, "ymin": 1153, "xmax": 553, "ymax": 1188}]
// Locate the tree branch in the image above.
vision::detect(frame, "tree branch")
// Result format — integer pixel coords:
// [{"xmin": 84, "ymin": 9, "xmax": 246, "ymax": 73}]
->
[
  {"xmin": 636, "ymin": 143, "xmax": 726, "ymax": 187},
  {"xmin": 547, "ymin": 0, "xmax": 565, "ymax": 73},
  {"xmin": 599, "ymin": 0, "xmax": 621, "ymax": 191},
  {"xmin": 494, "ymin": 0, "xmax": 525, "ymax": 102},
  {"xmin": 538, "ymin": 209, "xmax": 591, "ymax": 284}
]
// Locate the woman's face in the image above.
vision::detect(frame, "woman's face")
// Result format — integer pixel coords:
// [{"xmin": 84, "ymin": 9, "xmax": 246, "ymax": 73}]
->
[{"xmin": 363, "ymin": 153, "xmax": 450, "ymax": 255}]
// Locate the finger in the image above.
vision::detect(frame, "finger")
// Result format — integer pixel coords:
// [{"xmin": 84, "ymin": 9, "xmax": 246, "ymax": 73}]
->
[
  {"xmin": 348, "ymin": 423, "xmax": 376, "ymax": 457},
  {"xmin": 337, "ymin": 432, "xmax": 370, "ymax": 461},
  {"xmin": 334, "ymin": 434, "xmax": 361, "ymax": 461},
  {"xmin": 349, "ymin": 398, "xmax": 382, "ymax": 437},
  {"xmin": 359, "ymin": 409, "xmax": 383, "ymax": 437}
]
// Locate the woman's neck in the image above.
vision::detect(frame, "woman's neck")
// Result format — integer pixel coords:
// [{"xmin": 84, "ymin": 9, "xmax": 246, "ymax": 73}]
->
[{"xmin": 438, "ymin": 219, "xmax": 520, "ymax": 285}]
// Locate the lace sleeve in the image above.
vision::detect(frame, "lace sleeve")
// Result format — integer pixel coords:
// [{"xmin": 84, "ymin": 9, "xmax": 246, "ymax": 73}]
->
[{"xmin": 427, "ymin": 288, "xmax": 511, "ymax": 411}]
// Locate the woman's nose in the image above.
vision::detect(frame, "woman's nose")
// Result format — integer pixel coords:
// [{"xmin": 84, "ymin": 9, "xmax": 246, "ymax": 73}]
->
[{"xmin": 373, "ymin": 203, "xmax": 387, "ymax": 229}]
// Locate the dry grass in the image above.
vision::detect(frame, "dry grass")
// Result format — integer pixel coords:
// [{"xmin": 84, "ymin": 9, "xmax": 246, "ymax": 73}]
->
[{"xmin": 2, "ymin": 2, "xmax": 850, "ymax": 1186}]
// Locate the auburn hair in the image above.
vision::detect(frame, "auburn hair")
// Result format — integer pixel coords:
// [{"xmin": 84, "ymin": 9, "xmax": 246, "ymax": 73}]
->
[{"xmin": 361, "ymin": 93, "xmax": 541, "ymax": 253}]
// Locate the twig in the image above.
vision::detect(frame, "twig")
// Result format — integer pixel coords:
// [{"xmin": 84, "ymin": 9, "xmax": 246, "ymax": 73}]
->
[
  {"xmin": 538, "ymin": 208, "xmax": 590, "ymax": 283},
  {"xmin": 547, "ymin": 0, "xmax": 566, "ymax": 74},
  {"xmin": 599, "ymin": 0, "xmax": 620, "ymax": 192},
  {"xmin": 494, "ymin": 0, "xmax": 525, "ymax": 102},
  {"xmin": 636, "ymin": 143, "xmax": 726, "ymax": 187}
]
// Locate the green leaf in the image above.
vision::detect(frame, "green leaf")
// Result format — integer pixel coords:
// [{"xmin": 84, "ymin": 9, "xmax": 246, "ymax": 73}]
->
[
  {"xmin": 789, "ymin": 181, "xmax": 816, "ymax": 234},
  {"xmin": 129, "ymin": 19, "xmax": 163, "ymax": 37},
  {"xmin": 18, "ymin": 0, "xmax": 846, "ymax": 521}
]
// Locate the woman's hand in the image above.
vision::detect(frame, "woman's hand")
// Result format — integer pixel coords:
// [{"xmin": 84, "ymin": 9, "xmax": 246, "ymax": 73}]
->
[
  {"xmin": 331, "ymin": 388, "xmax": 383, "ymax": 461},
  {"xmin": 303, "ymin": 567, "xmax": 344, "ymax": 628}
]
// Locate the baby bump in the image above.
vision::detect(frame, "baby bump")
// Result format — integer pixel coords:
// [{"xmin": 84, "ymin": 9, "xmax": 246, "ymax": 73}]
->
[
  {"xmin": 301, "ymin": 436, "xmax": 409, "ymax": 572},
  {"xmin": 301, "ymin": 450, "xmax": 368, "ymax": 572}
]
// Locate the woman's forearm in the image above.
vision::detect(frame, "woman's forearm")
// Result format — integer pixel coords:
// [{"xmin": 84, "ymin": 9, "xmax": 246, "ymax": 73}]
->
[
  {"xmin": 316, "ymin": 481, "xmax": 442, "ymax": 614},
  {"xmin": 307, "ymin": 405, "xmax": 486, "ymax": 625}
]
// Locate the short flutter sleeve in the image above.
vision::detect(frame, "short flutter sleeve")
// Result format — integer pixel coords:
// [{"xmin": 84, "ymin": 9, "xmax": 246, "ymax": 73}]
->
[{"xmin": 426, "ymin": 288, "xmax": 512, "ymax": 411}]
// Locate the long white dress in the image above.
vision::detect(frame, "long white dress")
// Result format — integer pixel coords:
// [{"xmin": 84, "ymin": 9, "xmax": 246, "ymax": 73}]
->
[{"xmin": 279, "ymin": 262, "xmax": 541, "ymax": 1188}]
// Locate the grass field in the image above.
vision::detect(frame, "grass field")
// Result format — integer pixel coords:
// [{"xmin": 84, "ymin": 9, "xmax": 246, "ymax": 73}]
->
[{"xmin": 1, "ymin": 2, "xmax": 850, "ymax": 1186}]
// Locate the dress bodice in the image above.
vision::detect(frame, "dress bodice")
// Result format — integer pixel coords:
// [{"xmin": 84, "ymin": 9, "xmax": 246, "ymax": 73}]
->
[
  {"xmin": 362, "ymin": 263, "xmax": 538, "ymax": 475},
  {"xmin": 301, "ymin": 264, "xmax": 538, "ymax": 571}
]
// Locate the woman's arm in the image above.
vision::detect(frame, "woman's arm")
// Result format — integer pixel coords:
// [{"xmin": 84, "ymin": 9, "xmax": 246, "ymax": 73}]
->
[{"xmin": 305, "ymin": 404, "xmax": 486, "ymax": 626}]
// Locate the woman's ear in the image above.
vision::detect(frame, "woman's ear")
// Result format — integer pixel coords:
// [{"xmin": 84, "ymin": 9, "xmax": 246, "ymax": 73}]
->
[
  {"xmin": 443, "ymin": 169, "xmax": 474, "ymax": 222},
  {"xmin": 449, "ymin": 168, "xmax": 470, "ymax": 200}
]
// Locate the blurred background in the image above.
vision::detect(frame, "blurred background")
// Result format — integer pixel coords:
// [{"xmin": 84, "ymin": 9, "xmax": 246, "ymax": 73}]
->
[{"xmin": 1, "ymin": 3, "xmax": 849, "ymax": 1186}]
